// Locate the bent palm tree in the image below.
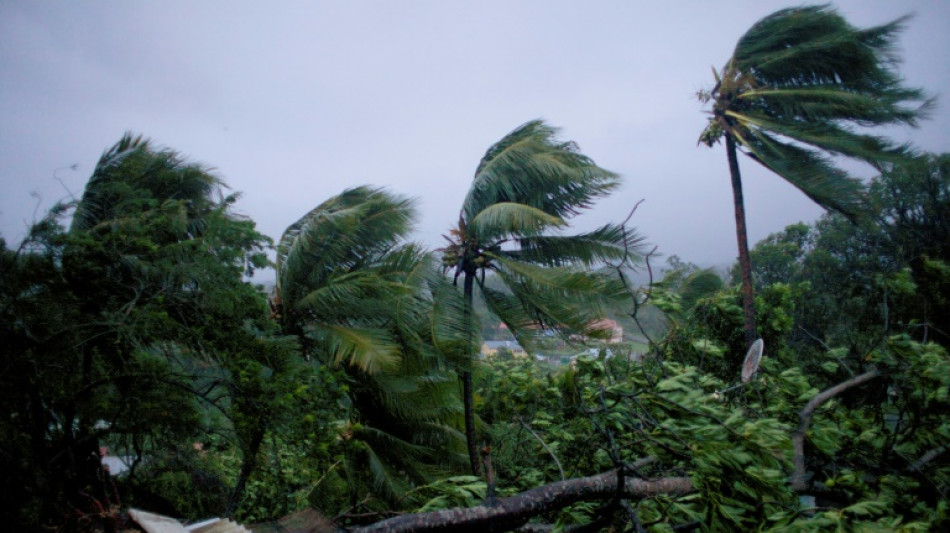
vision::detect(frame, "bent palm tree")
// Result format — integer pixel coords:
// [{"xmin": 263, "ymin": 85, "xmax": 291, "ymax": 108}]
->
[
  {"xmin": 276, "ymin": 186, "xmax": 466, "ymax": 505},
  {"xmin": 698, "ymin": 5, "xmax": 933, "ymax": 347},
  {"xmin": 275, "ymin": 186, "xmax": 418, "ymax": 372},
  {"xmin": 441, "ymin": 120, "xmax": 640, "ymax": 474}
]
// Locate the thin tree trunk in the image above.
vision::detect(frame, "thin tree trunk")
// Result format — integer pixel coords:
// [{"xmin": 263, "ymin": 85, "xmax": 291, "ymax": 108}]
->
[
  {"xmin": 462, "ymin": 271, "xmax": 480, "ymax": 476},
  {"xmin": 226, "ymin": 427, "xmax": 265, "ymax": 518},
  {"xmin": 726, "ymin": 133, "xmax": 757, "ymax": 348}
]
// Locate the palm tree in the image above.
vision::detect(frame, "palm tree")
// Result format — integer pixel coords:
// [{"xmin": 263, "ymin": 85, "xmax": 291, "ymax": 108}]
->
[
  {"xmin": 275, "ymin": 186, "xmax": 467, "ymax": 507},
  {"xmin": 275, "ymin": 186, "xmax": 418, "ymax": 371},
  {"xmin": 698, "ymin": 5, "xmax": 933, "ymax": 347},
  {"xmin": 441, "ymin": 120, "xmax": 640, "ymax": 474}
]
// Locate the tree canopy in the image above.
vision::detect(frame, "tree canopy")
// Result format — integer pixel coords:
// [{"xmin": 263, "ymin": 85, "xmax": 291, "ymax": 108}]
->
[{"xmin": 2, "ymin": 7, "xmax": 947, "ymax": 531}]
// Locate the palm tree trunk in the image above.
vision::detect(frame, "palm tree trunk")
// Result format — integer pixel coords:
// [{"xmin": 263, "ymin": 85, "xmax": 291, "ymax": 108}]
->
[
  {"xmin": 462, "ymin": 270, "xmax": 480, "ymax": 476},
  {"xmin": 726, "ymin": 133, "xmax": 758, "ymax": 348}
]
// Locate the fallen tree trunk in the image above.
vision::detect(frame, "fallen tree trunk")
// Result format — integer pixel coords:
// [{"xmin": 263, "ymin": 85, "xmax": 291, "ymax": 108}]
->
[{"xmin": 350, "ymin": 471, "xmax": 695, "ymax": 533}]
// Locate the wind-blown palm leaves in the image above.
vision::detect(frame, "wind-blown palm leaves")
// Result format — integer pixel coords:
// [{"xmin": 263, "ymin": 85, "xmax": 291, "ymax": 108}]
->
[
  {"xmin": 275, "ymin": 186, "xmax": 467, "ymax": 506},
  {"xmin": 441, "ymin": 120, "xmax": 642, "ymax": 474},
  {"xmin": 276, "ymin": 187, "xmax": 418, "ymax": 373},
  {"xmin": 698, "ymin": 5, "xmax": 933, "ymax": 346}
]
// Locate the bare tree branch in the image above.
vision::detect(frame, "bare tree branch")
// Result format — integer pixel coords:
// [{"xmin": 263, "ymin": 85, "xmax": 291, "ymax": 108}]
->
[
  {"xmin": 906, "ymin": 444, "xmax": 947, "ymax": 473},
  {"xmin": 519, "ymin": 418, "xmax": 565, "ymax": 481},
  {"xmin": 791, "ymin": 369, "xmax": 881, "ymax": 491},
  {"xmin": 350, "ymin": 471, "xmax": 694, "ymax": 533}
]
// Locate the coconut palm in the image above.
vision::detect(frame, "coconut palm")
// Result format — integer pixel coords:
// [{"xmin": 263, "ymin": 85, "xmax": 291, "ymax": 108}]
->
[
  {"xmin": 275, "ymin": 186, "xmax": 418, "ymax": 371},
  {"xmin": 275, "ymin": 186, "xmax": 467, "ymax": 506},
  {"xmin": 698, "ymin": 5, "xmax": 933, "ymax": 347},
  {"xmin": 441, "ymin": 120, "xmax": 640, "ymax": 474}
]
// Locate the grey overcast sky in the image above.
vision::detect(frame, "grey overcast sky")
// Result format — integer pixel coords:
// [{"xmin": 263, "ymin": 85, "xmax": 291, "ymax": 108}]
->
[{"xmin": 2, "ymin": 1, "xmax": 948, "ymax": 276}]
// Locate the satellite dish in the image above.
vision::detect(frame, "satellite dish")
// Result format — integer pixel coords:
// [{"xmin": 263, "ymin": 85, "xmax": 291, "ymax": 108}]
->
[{"xmin": 741, "ymin": 338, "xmax": 764, "ymax": 383}]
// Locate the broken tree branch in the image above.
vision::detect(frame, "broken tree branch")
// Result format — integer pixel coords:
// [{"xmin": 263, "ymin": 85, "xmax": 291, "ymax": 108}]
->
[
  {"xmin": 350, "ymin": 471, "xmax": 695, "ymax": 533},
  {"xmin": 790, "ymin": 368, "xmax": 881, "ymax": 491},
  {"xmin": 906, "ymin": 444, "xmax": 947, "ymax": 473}
]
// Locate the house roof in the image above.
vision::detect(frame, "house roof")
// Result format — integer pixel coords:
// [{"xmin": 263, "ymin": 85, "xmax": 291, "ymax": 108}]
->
[{"xmin": 127, "ymin": 509, "xmax": 250, "ymax": 533}]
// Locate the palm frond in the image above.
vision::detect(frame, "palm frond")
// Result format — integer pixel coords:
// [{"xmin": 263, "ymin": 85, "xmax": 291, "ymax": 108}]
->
[
  {"xmin": 478, "ymin": 284, "xmax": 546, "ymax": 351},
  {"xmin": 733, "ymin": 6, "xmax": 916, "ymax": 95},
  {"xmin": 741, "ymin": 129, "xmax": 866, "ymax": 220},
  {"xmin": 468, "ymin": 202, "xmax": 565, "ymax": 242},
  {"xmin": 482, "ymin": 258, "xmax": 624, "ymax": 346},
  {"xmin": 426, "ymin": 271, "xmax": 480, "ymax": 370},
  {"xmin": 294, "ymin": 272, "xmax": 404, "ymax": 315},
  {"xmin": 363, "ymin": 372, "xmax": 461, "ymax": 422},
  {"xmin": 511, "ymin": 223, "xmax": 644, "ymax": 267},
  {"xmin": 353, "ymin": 423, "xmax": 458, "ymax": 492},
  {"xmin": 489, "ymin": 254, "xmax": 627, "ymax": 302},
  {"xmin": 276, "ymin": 186, "xmax": 416, "ymax": 309},
  {"xmin": 737, "ymin": 86, "xmax": 931, "ymax": 126},
  {"xmin": 305, "ymin": 323, "xmax": 401, "ymax": 374},
  {"xmin": 463, "ymin": 120, "xmax": 619, "ymax": 223},
  {"xmin": 71, "ymin": 133, "xmax": 223, "ymax": 234},
  {"xmin": 727, "ymin": 109, "xmax": 912, "ymax": 164}
]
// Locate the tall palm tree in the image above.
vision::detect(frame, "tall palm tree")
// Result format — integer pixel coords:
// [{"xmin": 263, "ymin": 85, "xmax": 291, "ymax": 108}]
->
[
  {"xmin": 441, "ymin": 120, "xmax": 640, "ymax": 474},
  {"xmin": 698, "ymin": 5, "xmax": 933, "ymax": 347}
]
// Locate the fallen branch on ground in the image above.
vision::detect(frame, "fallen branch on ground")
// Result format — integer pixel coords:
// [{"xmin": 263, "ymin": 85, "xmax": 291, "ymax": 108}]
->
[{"xmin": 349, "ymin": 470, "xmax": 695, "ymax": 533}]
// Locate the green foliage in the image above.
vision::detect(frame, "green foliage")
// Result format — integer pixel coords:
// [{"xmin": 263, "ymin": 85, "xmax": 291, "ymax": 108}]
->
[
  {"xmin": 274, "ymin": 186, "xmax": 467, "ymax": 518},
  {"xmin": 0, "ymin": 134, "xmax": 288, "ymax": 529},
  {"xmin": 441, "ymin": 120, "xmax": 641, "ymax": 474},
  {"xmin": 408, "ymin": 476, "xmax": 487, "ymax": 512},
  {"xmin": 1, "ymin": 97, "xmax": 946, "ymax": 533},
  {"xmin": 731, "ymin": 222, "xmax": 813, "ymax": 289},
  {"xmin": 473, "ymin": 334, "xmax": 948, "ymax": 530}
]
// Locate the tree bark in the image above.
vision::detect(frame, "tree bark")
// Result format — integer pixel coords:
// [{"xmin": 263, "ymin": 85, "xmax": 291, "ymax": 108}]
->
[
  {"xmin": 790, "ymin": 369, "xmax": 881, "ymax": 491},
  {"xmin": 226, "ymin": 426, "xmax": 265, "ymax": 517},
  {"xmin": 462, "ymin": 270, "xmax": 480, "ymax": 476},
  {"xmin": 350, "ymin": 471, "xmax": 695, "ymax": 533},
  {"xmin": 726, "ymin": 133, "xmax": 757, "ymax": 349}
]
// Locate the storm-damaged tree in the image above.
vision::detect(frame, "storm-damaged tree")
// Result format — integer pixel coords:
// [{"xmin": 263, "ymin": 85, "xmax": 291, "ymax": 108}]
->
[
  {"xmin": 440, "ymin": 120, "xmax": 641, "ymax": 475},
  {"xmin": 0, "ymin": 134, "xmax": 273, "ymax": 529},
  {"xmin": 273, "ymin": 187, "xmax": 468, "ymax": 513},
  {"xmin": 698, "ymin": 5, "xmax": 933, "ymax": 348}
]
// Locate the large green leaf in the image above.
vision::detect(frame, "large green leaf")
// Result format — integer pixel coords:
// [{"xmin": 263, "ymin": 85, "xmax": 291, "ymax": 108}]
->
[{"xmin": 468, "ymin": 202, "xmax": 565, "ymax": 242}]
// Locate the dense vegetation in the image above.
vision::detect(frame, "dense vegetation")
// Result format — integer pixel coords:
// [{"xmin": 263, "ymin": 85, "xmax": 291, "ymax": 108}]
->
[{"xmin": 1, "ymin": 5, "xmax": 947, "ymax": 532}]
